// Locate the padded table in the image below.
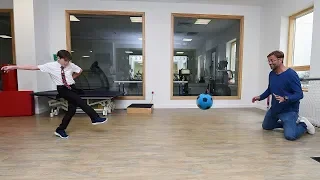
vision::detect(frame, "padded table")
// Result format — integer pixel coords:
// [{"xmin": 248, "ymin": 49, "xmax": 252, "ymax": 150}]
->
[{"xmin": 33, "ymin": 89, "xmax": 124, "ymax": 117}]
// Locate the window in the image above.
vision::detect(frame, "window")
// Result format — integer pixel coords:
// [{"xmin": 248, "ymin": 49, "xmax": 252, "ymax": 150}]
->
[
  {"xmin": 0, "ymin": 9, "xmax": 15, "ymax": 91},
  {"xmin": 173, "ymin": 55, "xmax": 188, "ymax": 76},
  {"xmin": 287, "ymin": 6, "xmax": 313, "ymax": 71},
  {"xmin": 230, "ymin": 40, "xmax": 236, "ymax": 71},
  {"xmin": 66, "ymin": 11, "xmax": 145, "ymax": 100},
  {"xmin": 226, "ymin": 39, "xmax": 236, "ymax": 84},
  {"xmin": 129, "ymin": 55, "xmax": 143, "ymax": 80},
  {"xmin": 171, "ymin": 13, "xmax": 244, "ymax": 99}
]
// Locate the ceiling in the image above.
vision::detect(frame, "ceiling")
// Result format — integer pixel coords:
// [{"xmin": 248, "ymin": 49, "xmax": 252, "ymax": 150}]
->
[
  {"xmin": 100, "ymin": 0, "xmax": 263, "ymax": 6},
  {"xmin": 70, "ymin": 14, "xmax": 239, "ymax": 49},
  {"xmin": 174, "ymin": 17, "xmax": 239, "ymax": 48},
  {"xmin": 70, "ymin": 14, "xmax": 143, "ymax": 44}
]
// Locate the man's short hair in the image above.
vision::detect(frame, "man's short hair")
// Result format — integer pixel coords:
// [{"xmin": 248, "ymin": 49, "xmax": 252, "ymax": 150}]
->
[
  {"xmin": 267, "ymin": 50, "xmax": 284, "ymax": 59},
  {"xmin": 57, "ymin": 50, "xmax": 72, "ymax": 61}
]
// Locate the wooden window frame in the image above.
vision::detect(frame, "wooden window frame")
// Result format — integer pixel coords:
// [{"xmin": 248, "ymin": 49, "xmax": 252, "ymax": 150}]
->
[
  {"xmin": 287, "ymin": 6, "xmax": 313, "ymax": 72},
  {"xmin": 170, "ymin": 13, "xmax": 244, "ymax": 100},
  {"xmin": 65, "ymin": 10, "xmax": 146, "ymax": 100},
  {"xmin": 287, "ymin": 6, "xmax": 313, "ymax": 92}
]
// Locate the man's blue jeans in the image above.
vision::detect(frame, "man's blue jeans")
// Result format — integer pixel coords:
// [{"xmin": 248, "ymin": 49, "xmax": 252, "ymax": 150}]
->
[{"xmin": 262, "ymin": 109, "xmax": 307, "ymax": 141}]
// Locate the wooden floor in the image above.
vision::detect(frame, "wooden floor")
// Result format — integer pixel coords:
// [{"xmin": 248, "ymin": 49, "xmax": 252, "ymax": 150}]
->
[{"xmin": 1, "ymin": 108, "xmax": 320, "ymax": 179}]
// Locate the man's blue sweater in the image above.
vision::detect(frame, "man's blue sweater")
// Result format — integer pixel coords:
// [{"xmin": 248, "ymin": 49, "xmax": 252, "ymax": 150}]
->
[{"xmin": 260, "ymin": 68, "xmax": 303, "ymax": 114}]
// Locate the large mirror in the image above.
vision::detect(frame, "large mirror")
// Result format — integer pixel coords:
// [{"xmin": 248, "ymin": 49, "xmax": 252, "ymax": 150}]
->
[
  {"xmin": 66, "ymin": 11, "xmax": 145, "ymax": 99},
  {"xmin": 171, "ymin": 14, "xmax": 243, "ymax": 99},
  {"xmin": 0, "ymin": 10, "xmax": 15, "ymax": 91}
]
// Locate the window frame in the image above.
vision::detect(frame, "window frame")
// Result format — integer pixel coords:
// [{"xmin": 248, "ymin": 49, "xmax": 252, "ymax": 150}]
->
[
  {"xmin": 65, "ymin": 10, "xmax": 146, "ymax": 100},
  {"xmin": 0, "ymin": 9, "xmax": 16, "ymax": 65},
  {"xmin": 287, "ymin": 6, "xmax": 314, "ymax": 92},
  {"xmin": 286, "ymin": 6, "xmax": 314, "ymax": 72},
  {"xmin": 170, "ymin": 13, "xmax": 244, "ymax": 100}
]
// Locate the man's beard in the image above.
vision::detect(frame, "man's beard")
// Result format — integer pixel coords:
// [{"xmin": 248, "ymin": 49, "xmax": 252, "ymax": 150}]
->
[
  {"xmin": 270, "ymin": 64, "xmax": 278, "ymax": 70},
  {"xmin": 270, "ymin": 65, "xmax": 279, "ymax": 71}
]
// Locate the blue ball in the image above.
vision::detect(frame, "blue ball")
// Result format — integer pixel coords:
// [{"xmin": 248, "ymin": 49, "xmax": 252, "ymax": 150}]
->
[{"xmin": 196, "ymin": 93, "xmax": 213, "ymax": 110}]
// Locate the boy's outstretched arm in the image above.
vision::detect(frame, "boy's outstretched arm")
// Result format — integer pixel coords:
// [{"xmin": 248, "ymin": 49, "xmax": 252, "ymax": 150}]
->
[{"xmin": 1, "ymin": 65, "xmax": 39, "ymax": 72}]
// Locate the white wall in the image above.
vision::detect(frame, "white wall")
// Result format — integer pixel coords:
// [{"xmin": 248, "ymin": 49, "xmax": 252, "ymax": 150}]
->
[
  {"xmin": 12, "ymin": 0, "xmax": 52, "ymax": 113},
  {"xmin": 13, "ymin": 0, "xmax": 38, "ymax": 91},
  {"xmin": 46, "ymin": 0, "xmax": 261, "ymax": 110},
  {"xmin": 256, "ymin": 0, "xmax": 316, "ymax": 110},
  {"xmin": 34, "ymin": 0, "xmax": 51, "ymax": 91},
  {"xmin": 33, "ymin": 0, "xmax": 53, "ymax": 113},
  {"xmin": 310, "ymin": 1, "xmax": 320, "ymax": 77}
]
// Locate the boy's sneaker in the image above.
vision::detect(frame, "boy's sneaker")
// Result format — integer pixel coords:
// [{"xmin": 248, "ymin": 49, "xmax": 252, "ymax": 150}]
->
[
  {"xmin": 92, "ymin": 117, "xmax": 108, "ymax": 125},
  {"xmin": 298, "ymin": 117, "xmax": 316, "ymax": 135},
  {"xmin": 54, "ymin": 129, "xmax": 69, "ymax": 139}
]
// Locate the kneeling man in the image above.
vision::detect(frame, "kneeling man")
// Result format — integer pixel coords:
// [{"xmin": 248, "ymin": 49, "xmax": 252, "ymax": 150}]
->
[{"xmin": 252, "ymin": 50, "xmax": 315, "ymax": 141}]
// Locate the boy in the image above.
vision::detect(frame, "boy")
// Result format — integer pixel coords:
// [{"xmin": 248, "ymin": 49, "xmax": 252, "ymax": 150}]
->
[{"xmin": 1, "ymin": 50, "xmax": 107, "ymax": 139}]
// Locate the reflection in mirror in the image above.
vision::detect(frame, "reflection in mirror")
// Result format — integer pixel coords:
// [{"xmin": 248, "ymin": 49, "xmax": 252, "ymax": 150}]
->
[
  {"xmin": 0, "ymin": 11, "xmax": 14, "ymax": 91},
  {"xmin": 67, "ymin": 12, "xmax": 144, "ymax": 98},
  {"xmin": 171, "ymin": 14, "xmax": 243, "ymax": 99}
]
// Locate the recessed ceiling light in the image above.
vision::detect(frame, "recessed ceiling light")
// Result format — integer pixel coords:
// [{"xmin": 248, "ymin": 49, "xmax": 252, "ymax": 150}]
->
[
  {"xmin": 176, "ymin": 52, "xmax": 184, "ymax": 54},
  {"xmin": 125, "ymin": 51, "xmax": 133, "ymax": 54},
  {"xmin": 195, "ymin": 19, "xmax": 211, "ymax": 25},
  {"xmin": 130, "ymin": 17, "xmax": 142, "ymax": 23},
  {"xmin": 70, "ymin": 15, "xmax": 80, "ymax": 22},
  {"xmin": 90, "ymin": 50, "xmax": 93, "ymax": 53},
  {"xmin": 0, "ymin": 35, "xmax": 12, "ymax": 39},
  {"xmin": 183, "ymin": 38, "xmax": 192, "ymax": 42},
  {"xmin": 82, "ymin": 55, "xmax": 90, "ymax": 58}
]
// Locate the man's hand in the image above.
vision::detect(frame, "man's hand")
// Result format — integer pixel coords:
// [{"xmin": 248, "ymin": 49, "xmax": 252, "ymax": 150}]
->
[
  {"xmin": 1, "ymin": 65, "xmax": 16, "ymax": 73},
  {"xmin": 252, "ymin": 96, "xmax": 260, "ymax": 103},
  {"xmin": 273, "ymin": 93, "xmax": 285, "ymax": 103}
]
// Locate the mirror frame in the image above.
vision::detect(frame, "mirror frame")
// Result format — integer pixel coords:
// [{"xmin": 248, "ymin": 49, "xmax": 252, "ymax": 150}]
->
[
  {"xmin": 65, "ymin": 10, "xmax": 146, "ymax": 100},
  {"xmin": 170, "ymin": 13, "xmax": 244, "ymax": 100}
]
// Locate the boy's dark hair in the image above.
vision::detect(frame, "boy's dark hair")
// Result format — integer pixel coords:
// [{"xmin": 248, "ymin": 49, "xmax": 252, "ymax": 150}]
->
[
  {"xmin": 57, "ymin": 50, "xmax": 72, "ymax": 61},
  {"xmin": 267, "ymin": 50, "xmax": 284, "ymax": 59}
]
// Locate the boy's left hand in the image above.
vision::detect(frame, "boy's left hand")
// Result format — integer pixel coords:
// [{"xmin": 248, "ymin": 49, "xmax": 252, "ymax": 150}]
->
[{"xmin": 1, "ymin": 66, "xmax": 14, "ymax": 73}]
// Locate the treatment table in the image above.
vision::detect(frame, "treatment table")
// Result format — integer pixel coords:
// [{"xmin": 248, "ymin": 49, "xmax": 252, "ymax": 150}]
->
[{"xmin": 33, "ymin": 89, "xmax": 124, "ymax": 117}]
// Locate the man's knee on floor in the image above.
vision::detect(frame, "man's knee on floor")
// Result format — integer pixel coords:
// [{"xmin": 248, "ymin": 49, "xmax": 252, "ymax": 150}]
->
[
  {"xmin": 262, "ymin": 123, "xmax": 273, "ymax": 130},
  {"xmin": 284, "ymin": 132, "xmax": 298, "ymax": 141}
]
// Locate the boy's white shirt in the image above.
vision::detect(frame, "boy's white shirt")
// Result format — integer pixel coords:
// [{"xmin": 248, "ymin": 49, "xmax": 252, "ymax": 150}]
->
[{"xmin": 38, "ymin": 61, "xmax": 82, "ymax": 86}]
